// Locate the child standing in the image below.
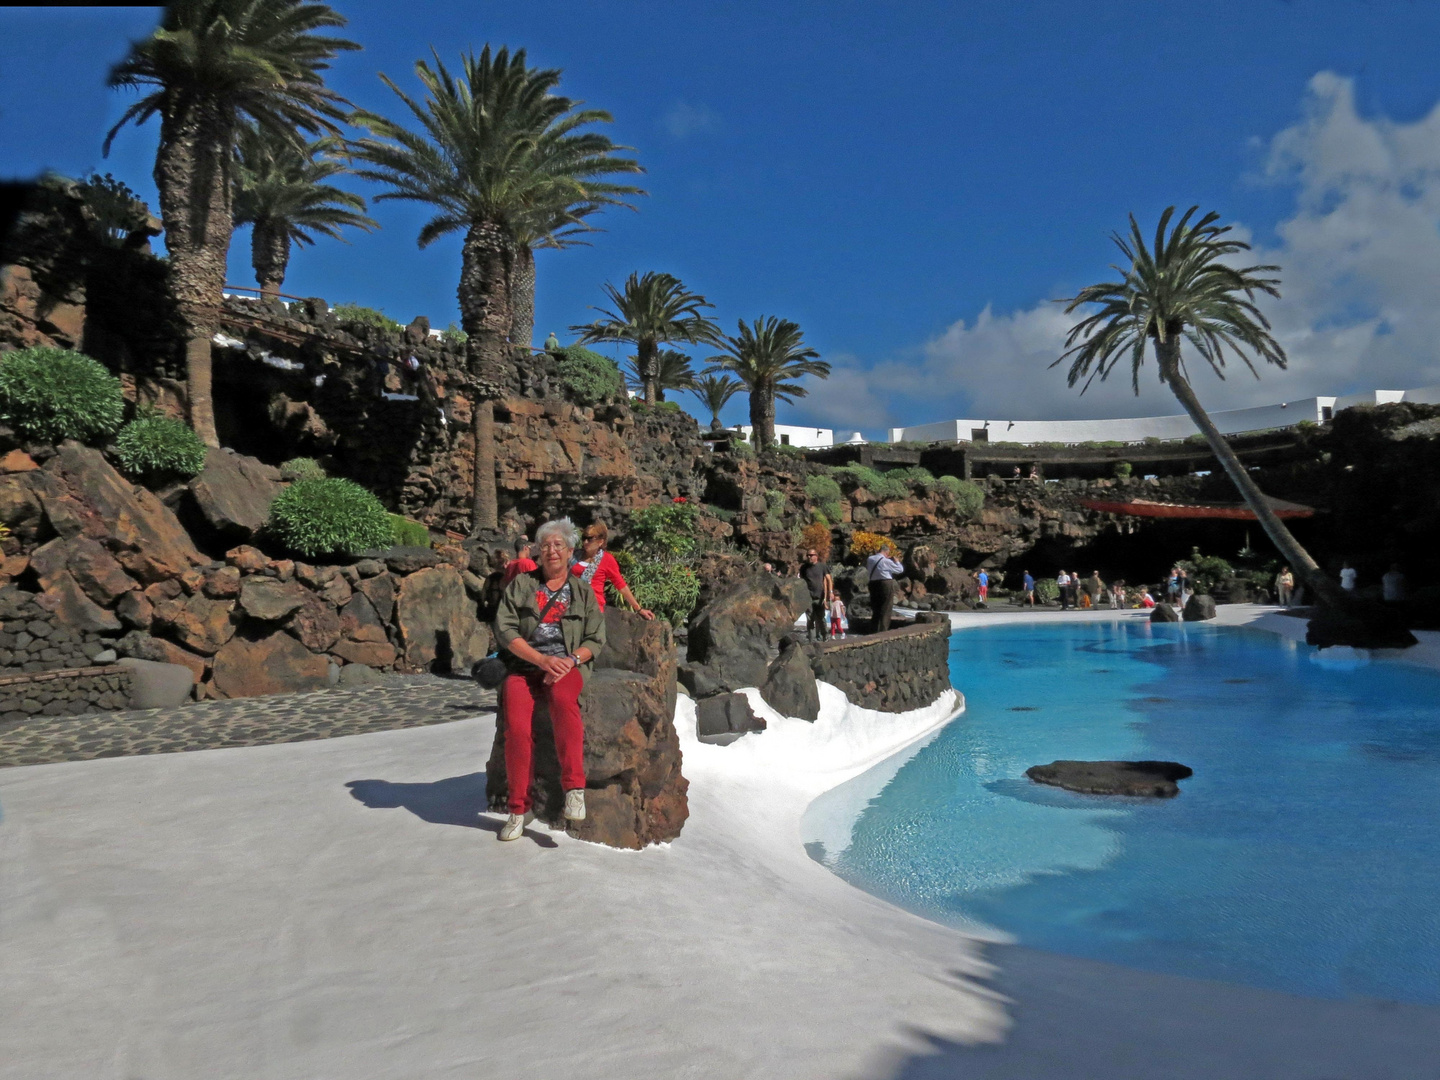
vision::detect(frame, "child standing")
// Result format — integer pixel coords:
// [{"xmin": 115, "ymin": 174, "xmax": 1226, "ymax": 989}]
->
[{"xmin": 829, "ymin": 596, "xmax": 848, "ymax": 639}]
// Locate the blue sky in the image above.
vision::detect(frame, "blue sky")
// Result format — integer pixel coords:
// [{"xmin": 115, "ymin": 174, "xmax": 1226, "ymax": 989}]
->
[{"xmin": 4, "ymin": 1, "xmax": 1440, "ymax": 437}]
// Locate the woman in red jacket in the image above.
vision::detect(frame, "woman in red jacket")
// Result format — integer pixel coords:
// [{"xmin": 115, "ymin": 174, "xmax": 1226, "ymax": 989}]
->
[{"xmin": 572, "ymin": 522, "xmax": 655, "ymax": 619}]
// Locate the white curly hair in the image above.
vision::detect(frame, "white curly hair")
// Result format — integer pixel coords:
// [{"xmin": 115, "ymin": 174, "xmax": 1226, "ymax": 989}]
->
[{"xmin": 533, "ymin": 516, "xmax": 580, "ymax": 551}]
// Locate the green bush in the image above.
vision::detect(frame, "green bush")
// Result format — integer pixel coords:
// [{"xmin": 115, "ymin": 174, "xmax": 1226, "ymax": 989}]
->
[
  {"xmin": 615, "ymin": 499, "xmax": 702, "ymax": 626},
  {"xmin": 831, "ymin": 464, "xmax": 905, "ymax": 500},
  {"xmin": 267, "ymin": 478, "xmax": 394, "ymax": 558},
  {"xmin": 281, "ymin": 456, "xmax": 327, "ymax": 481},
  {"xmin": 936, "ymin": 475, "xmax": 985, "ymax": 519},
  {"xmin": 633, "ymin": 398, "xmax": 682, "ymax": 414},
  {"xmin": 440, "ymin": 322, "xmax": 468, "ymax": 345},
  {"xmin": 727, "ymin": 435, "xmax": 755, "ymax": 458},
  {"xmin": 332, "ymin": 303, "xmax": 402, "ymax": 333},
  {"xmin": 803, "ymin": 474, "xmax": 844, "ymax": 521},
  {"xmin": 553, "ymin": 345, "xmax": 624, "ymax": 405},
  {"xmin": 1178, "ymin": 547, "xmax": 1235, "ymax": 595},
  {"xmin": 889, "ymin": 465, "xmax": 936, "ymax": 488},
  {"xmin": 1035, "ymin": 578, "xmax": 1060, "ymax": 603},
  {"xmin": 1113, "ymin": 461, "xmax": 1133, "ymax": 479},
  {"xmin": 388, "ymin": 514, "xmax": 431, "ymax": 548},
  {"xmin": 0, "ymin": 347, "xmax": 124, "ymax": 444},
  {"xmin": 113, "ymin": 409, "xmax": 208, "ymax": 480},
  {"xmin": 764, "ymin": 489, "xmax": 787, "ymax": 530}
]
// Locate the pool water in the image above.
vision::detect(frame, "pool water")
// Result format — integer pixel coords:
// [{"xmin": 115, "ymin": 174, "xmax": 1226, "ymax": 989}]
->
[{"xmin": 813, "ymin": 620, "xmax": 1440, "ymax": 1004}]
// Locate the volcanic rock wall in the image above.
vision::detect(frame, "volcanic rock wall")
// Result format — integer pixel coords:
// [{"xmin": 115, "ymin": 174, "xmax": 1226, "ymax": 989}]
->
[{"xmin": 805, "ymin": 614, "xmax": 953, "ymax": 713}]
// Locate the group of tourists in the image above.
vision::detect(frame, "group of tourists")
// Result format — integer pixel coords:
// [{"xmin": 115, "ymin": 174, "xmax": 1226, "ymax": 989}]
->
[{"xmin": 800, "ymin": 548, "xmax": 849, "ymax": 642}]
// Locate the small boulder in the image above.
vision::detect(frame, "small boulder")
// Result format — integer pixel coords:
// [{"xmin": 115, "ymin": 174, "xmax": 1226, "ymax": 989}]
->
[
  {"xmin": 118, "ymin": 657, "xmax": 196, "ymax": 708},
  {"xmin": 354, "ymin": 558, "xmax": 386, "ymax": 578},
  {"xmin": 35, "ymin": 570, "xmax": 123, "ymax": 634},
  {"xmin": 694, "ymin": 691, "xmax": 766, "ymax": 743},
  {"xmin": 759, "ymin": 638, "xmax": 820, "ymax": 721},
  {"xmin": 330, "ymin": 639, "xmax": 397, "ymax": 668},
  {"xmin": 238, "ymin": 577, "xmax": 309, "ymax": 622},
  {"xmin": 63, "ymin": 537, "xmax": 136, "ymax": 607},
  {"xmin": 1183, "ymin": 594, "xmax": 1217, "ymax": 621},
  {"xmin": 151, "ymin": 593, "xmax": 236, "ymax": 654},
  {"xmin": 115, "ymin": 590, "xmax": 154, "ymax": 630},
  {"xmin": 212, "ymin": 630, "xmax": 330, "ymax": 698},
  {"xmin": 385, "ymin": 546, "xmax": 441, "ymax": 575},
  {"xmin": 338, "ymin": 592, "xmax": 388, "ymax": 643},
  {"xmin": 355, "ymin": 573, "xmax": 396, "ymax": 622},
  {"xmin": 186, "ymin": 449, "xmax": 283, "ymax": 542},
  {"xmin": 1149, "ymin": 603, "xmax": 1180, "ymax": 623},
  {"xmin": 1026, "ymin": 759, "xmax": 1193, "ymax": 798},
  {"xmin": 395, "ymin": 565, "xmax": 489, "ymax": 673},
  {"xmin": 225, "ymin": 545, "xmax": 269, "ymax": 573},
  {"xmin": 115, "ymin": 631, "xmax": 207, "ymax": 684},
  {"xmin": 338, "ymin": 662, "xmax": 384, "ymax": 687},
  {"xmin": 202, "ymin": 565, "xmax": 242, "ymax": 599},
  {"xmin": 283, "ymin": 593, "xmax": 343, "ymax": 653}
]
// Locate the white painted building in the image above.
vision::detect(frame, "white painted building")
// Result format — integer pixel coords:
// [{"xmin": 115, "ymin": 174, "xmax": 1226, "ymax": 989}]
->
[
  {"xmin": 888, "ymin": 386, "xmax": 1440, "ymax": 445},
  {"xmin": 731, "ymin": 424, "xmax": 836, "ymax": 448}
]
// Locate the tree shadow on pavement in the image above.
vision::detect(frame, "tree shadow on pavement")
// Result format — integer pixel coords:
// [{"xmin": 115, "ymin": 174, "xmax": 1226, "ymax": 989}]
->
[{"xmin": 345, "ymin": 773, "xmax": 558, "ymax": 848}]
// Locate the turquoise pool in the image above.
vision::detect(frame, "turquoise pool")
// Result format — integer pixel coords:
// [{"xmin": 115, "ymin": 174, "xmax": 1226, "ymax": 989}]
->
[{"xmin": 815, "ymin": 620, "xmax": 1440, "ymax": 1004}]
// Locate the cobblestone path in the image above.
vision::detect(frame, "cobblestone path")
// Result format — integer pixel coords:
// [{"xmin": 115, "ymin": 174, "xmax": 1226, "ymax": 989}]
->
[{"xmin": 0, "ymin": 675, "xmax": 496, "ymax": 768}]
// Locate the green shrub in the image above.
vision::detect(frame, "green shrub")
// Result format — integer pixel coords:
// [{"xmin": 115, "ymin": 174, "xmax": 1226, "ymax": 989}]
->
[
  {"xmin": 553, "ymin": 345, "xmax": 624, "ymax": 405},
  {"xmin": 113, "ymin": 409, "xmax": 208, "ymax": 479},
  {"xmin": 1113, "ymin": 461, "xmax": 1133, "ymax": 479},
  {"xmin": 764, "ymin": 489, "xmax": 787, "ymax": 530},
  {"xmin": 936, "ymin": 475, "xmax": 985, "ymax": 519},
  {"xmin": 388, "ymin": 513, "xmax": 431, "ymax": 548},
  {"xmin": 803, "ymin": 474, "xmax": 844, "ymax": 521},
  {"xmin": 614, "ymin": 499, "xmax": 702, "ymax": 626},
  {"xmin": 1178, "ymin": 547, "xmax": 1235, "ymax": 595},
  {"xmin": 281, "ymin": 456, "xmax": 327, "ymax": 481},
  {"xmin": 0, "ymin": 347, "xmax": 124, "ymax": 444},
  {"xmin": 831, "ymin": 464, "xmax": 905, "ymax": 500},
  {"xmin": 633, "ymin": 398, "xmax": 682, "ymax": 414},
  {"xmin": 727, "ymin": 435, "xmax": 755, "ymax": 457},
  {"xmin": 332, "ymin": 303, "xmax": 402, "ymax": 333},
  {"xmin": 770, "ymin": 442, "xmax": 806, "ymax": 459},
  {"xmin": 440, "ymin": 322, "xmax": 468, "ymax": 345},
  {"xmin": 267, "ymin": 478, "xmax": 394, "ymax": 558},
  {"xmin": 1035, "ymin": 578, "xmax": 1060, "ymax": 603},
  {"xmin": 889, "ymin": 465, "xmax": 936, "ymax": 488}
]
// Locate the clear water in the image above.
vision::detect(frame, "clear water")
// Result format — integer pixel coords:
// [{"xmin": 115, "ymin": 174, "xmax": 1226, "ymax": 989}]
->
[{"xmin": 820, "ymin": 621, "xmax": 1440, "ymax": 1004}]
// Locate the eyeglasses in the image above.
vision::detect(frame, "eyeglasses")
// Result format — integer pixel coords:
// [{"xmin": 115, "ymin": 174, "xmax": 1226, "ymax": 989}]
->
[
  {"xmin": 808, "ymin": 552, "xmax": 818, "ymax": 557},
  {"xmin": 538, "ymin": 541, "xmax": 570, "ymax": 552}
]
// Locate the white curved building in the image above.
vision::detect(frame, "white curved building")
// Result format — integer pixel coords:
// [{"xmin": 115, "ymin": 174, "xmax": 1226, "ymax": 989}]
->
[{"xmin": 888, "ymin": 386, "xmax": 1440, "ymax": 445}]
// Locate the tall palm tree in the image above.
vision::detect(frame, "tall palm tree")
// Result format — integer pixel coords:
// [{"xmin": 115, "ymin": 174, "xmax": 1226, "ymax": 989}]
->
[
  {"xmin": 350, "ymin": 46, "xmax": 643, "ymax": 531},
  {"xmin": 233, "ymin": 126, "xmax": 376, "ymax": 301},
  {"xmin": 1057, "ymin": 205, "xmax": 1344, "ymax": 608},
  {"xmin": 624, "ymin": 349, "xmax": 696, "ymax": 402},
  {"xmin": 690, "ymin": 372, "xmax": 743, "ymax": 431},
  {"xmin": 105, "ymin": 0, "xmax": 358, "ymax": 447},
  {"xmin": 709, "ymin": 316, "xmax": 830, "ymax": 448},
  {"xmin": 572, "ymin": 272, "xmax": 719, "ymax": 405},
  {"xmin": 509, "ymin": 208, "xmax": 600, "ymax": 351}
]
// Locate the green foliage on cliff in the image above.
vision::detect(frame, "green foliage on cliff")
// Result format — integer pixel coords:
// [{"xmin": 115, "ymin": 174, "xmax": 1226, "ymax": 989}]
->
[
  {"xmin": 830, "ymin": 464, "xmax": 906, "ymax": 500},
  {"xmin": 803, "ymin": 474, "xmax": 844, "ymax": 521},
  {"xmin": 614, "ymin": 499, "xmax": 701, "ymax": 625},
  {"xmin": 888, "ymin": 465, "xmax": 936, "ymax": 488},
  {"xmin": 764, "ymin": 489, "xmax": 787, "ymax": 529},
  {"xmin": 440, "ymin": 322, "xmax": 468, "ymax": 344},
  {"xmin": 113, "ymin": 409, "xmax": 208, "ymax": 480},
  {"xmin": 268, "ymin": 478, "xmax": 394, "ymax": 558},
  {"xmin": 0, "ymin": 347, "xmax": 125, "ymax": 444},
  {"xmin": 936, "ymin": 475, "xmax": 985, "ymax": 519},
  {"xmin": 388, "ymin": 514, "xmax": 431, "ymax": 548},
  {"xmin": 553, "ymin": 344, "xmax": 624, "ymax": 405},
  {"xmin": 281, "ymin": 456, "xmax": 327, "ymax": 481},
  {"xmin": 332, "ymin": 303, "xmax": 403, "ymax": 333}
]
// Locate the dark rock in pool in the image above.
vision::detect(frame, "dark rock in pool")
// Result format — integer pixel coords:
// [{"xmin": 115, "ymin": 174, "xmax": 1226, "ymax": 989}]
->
[
  {"xmin": 1149, "ymin": 603, "xmax": 1180, "ymax": 623},
  {"xmin": 1025, "ymin": 759, "xmax": 1193, "ymax": 798}
]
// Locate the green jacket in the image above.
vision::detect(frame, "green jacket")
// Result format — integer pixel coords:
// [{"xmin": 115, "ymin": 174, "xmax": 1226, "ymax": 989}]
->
[{"xmin": 493, "ymin": 571, "xmax": 607, "ymax": 686}]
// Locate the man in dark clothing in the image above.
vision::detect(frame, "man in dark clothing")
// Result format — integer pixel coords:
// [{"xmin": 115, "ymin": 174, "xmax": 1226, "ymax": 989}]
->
[{"xmin": 801, "ymin": 548, "xmax": 833, "ymax": 642}]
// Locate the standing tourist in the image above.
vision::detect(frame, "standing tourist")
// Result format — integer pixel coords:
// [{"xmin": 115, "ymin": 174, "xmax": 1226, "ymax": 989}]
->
[
  {"xmin": 1177, "ymin": 568, "xmax": 1191, "ymax": 608},
  {"xmin": 1340, "ymin": 562, "xmax": 1358, "ymax": 591},
  {"xmin": 976, "ymin": 568, "xmax": 990, "ymax": 607},
  {"xmin": 1084, "ymin": 570, "xmax": 1104, "ymax": 609},
  {"xmin": 1275, "ymin": 566, "xmax": 1294, "ymax": 606},
  {"xmin": 801, "ymin": 547, "xmax": 834, "ymax": 642},
  {"xmin": 829, "ymin": 594, "xmax": 848, "ymax": 639},
  {"xmin": 1023, "ymin": 570, "xmax": 1036, "ymax": 606},
  {"xmin": 1056, "ymin": 569, "xmax": 1072, "ymax": 610},
  {"xmin": 1166, "ymin": 568, "xmax": 1180, "ymax": 606},
  {"xmin": 502, "ymin": 537, "xmax": 538, "ymax": 585},
  {"xmin": 571, "ymin": 522, "xmax": 654, "ymax": 619},
  {"xmin": 492, "ymin": 518, "xmax": 607, "ymax": 843},
  {"xmin": 866, "ymin": 543, "xmax": 905, "ymax": 632},
  {"xmin": 1111, "ymin": 579, "xmax": 1126, "ymax": 609},
  {"xmin": 1382, "ymin": 564, "xmax": 1406, "ymax": 602}
]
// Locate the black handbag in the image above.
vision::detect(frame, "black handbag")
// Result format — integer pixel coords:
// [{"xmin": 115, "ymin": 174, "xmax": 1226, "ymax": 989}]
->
[{"xmin": 472, "ymin": 583, "xmax": 568, "ymax": 689}]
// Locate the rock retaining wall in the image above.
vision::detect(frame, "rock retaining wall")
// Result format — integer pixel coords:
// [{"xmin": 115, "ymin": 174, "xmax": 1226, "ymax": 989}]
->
[
  {"xmin": 805, "ymin": 614, "xmax": 952, "ymax": 713},
  {"xmin": 0, "ymin": 664, "xmax": 130, "ymax": 721}
]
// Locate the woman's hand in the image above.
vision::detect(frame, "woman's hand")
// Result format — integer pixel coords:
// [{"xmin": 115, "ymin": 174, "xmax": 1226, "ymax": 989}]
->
[
  {"xmin": 538, "ymin": 654, "xmax": 574, "ymax": 683},
  {"xmin": 637, "ymin": 607, "xmax": 655, "ymax": 621}
]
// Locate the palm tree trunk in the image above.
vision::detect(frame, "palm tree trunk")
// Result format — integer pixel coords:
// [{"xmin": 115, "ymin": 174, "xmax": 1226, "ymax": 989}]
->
[
  {"xmin": 638, "ymin": 339, "xmax": 659, "ymax": 405},
  {"xmin": 508, "ymin": 245, "xmax": 535, "ymax": 350},
  {"xmin": 251, "ymin": 219, "xmax": 289, "ymax": 302},
  {"xmin": 1157, "ymin": 338, "xmax": 1344, "ymax": 607},
  {"xmin": 750, "ymin": 385, "xmax": 775, "ymax": 448},
  {"xmin": 459, "ymin": 220, "xmax": 514, "ymax": 533},
  {"xmin": 154, "ymin": 104, "xmax": 232, "ymax": 449}
]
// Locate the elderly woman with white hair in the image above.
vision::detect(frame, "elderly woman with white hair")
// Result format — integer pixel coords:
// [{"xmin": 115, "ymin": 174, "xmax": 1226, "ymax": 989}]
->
[{"xmin": 491, "ymin": 517, "xmax": 607, "ymax": 842}]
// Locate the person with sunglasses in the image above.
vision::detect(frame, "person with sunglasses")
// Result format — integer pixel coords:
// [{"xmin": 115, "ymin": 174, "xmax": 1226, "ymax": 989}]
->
[
  {"xmin": 571, "ymin": 522, "xmax": 654, "ymax": 620},
  {"xmin": 801, "ymin": 546, "xmax": 833, "ymax": 641}
]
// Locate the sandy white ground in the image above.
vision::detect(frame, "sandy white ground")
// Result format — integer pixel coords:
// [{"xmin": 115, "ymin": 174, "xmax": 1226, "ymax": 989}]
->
[
  {"xmin": 0, "ymin": 680, "xmax": 1013, "ymax": 1080},
  {"xmin": 5, "ymin": 604, "xmax": 1439, "ymax": 1080}
]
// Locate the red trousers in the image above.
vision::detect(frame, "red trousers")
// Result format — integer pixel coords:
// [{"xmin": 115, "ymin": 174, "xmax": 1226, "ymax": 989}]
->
[{"xmin": 501, "ymin": 666, "xmax": 586, "ymax": 815}]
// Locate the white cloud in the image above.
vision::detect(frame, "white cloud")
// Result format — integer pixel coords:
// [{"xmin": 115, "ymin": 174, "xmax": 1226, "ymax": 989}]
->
[
  {"xmin": 800, "ymin": 72, "xmax": 1440, "ymax": 431},
  {"xmin": 662, "ymin": 101, "xmax": 719, "ymax": 139}
]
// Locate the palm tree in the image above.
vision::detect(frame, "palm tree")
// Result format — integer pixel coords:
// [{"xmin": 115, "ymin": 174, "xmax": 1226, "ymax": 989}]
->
[
  {"xmin": 105, "ymin": 0, "xmax": 358, "ymax": 447},
  {"xmin": 624, "ymin": 349, "xmax": 696, "ymax": 402},
  {"xmin": 233, "ymin": 126, "xmax": 376, "ymax": 301},
  {"xmin": 572, "ymin": 272, "xmax": 719, "ymax": 406},
  {"xmin": 709, "ymin": 316, "xmax": 830, "ymax": 448},
  {"xmin": 1057, "ymin": 205, "xmax": 1344, "ymax": 608},
  {"xmin": 350, "ymin": 46, "xmax": 643, "ymax": 532},
  {"xmin": 690, "ymin": 372, "xmax": 743, "ymax": 431}
]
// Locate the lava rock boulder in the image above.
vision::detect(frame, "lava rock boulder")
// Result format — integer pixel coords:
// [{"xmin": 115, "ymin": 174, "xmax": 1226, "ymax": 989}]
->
[{"xmin": 1026, "ymin": 759, "xmax": 1193, "ymax": 798}]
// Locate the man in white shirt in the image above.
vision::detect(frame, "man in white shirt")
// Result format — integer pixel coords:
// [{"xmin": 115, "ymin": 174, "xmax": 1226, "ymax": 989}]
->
[
  {"xmin": 1056, "ymin": 569, "xmax": 1072, "ymax": 610},
  {"xmin": 866, "ymin": 544, "xmax": 905, "ymax": 632}
]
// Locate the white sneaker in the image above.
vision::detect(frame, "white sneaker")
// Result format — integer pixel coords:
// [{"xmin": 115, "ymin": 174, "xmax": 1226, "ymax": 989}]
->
[
  {"xmin": 497, "ymin": 812, "xmax": 532, "ymax": 841},
  {"xmin": 564, "ymin": 788, "xmax": 586, "ymax": 821}
]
